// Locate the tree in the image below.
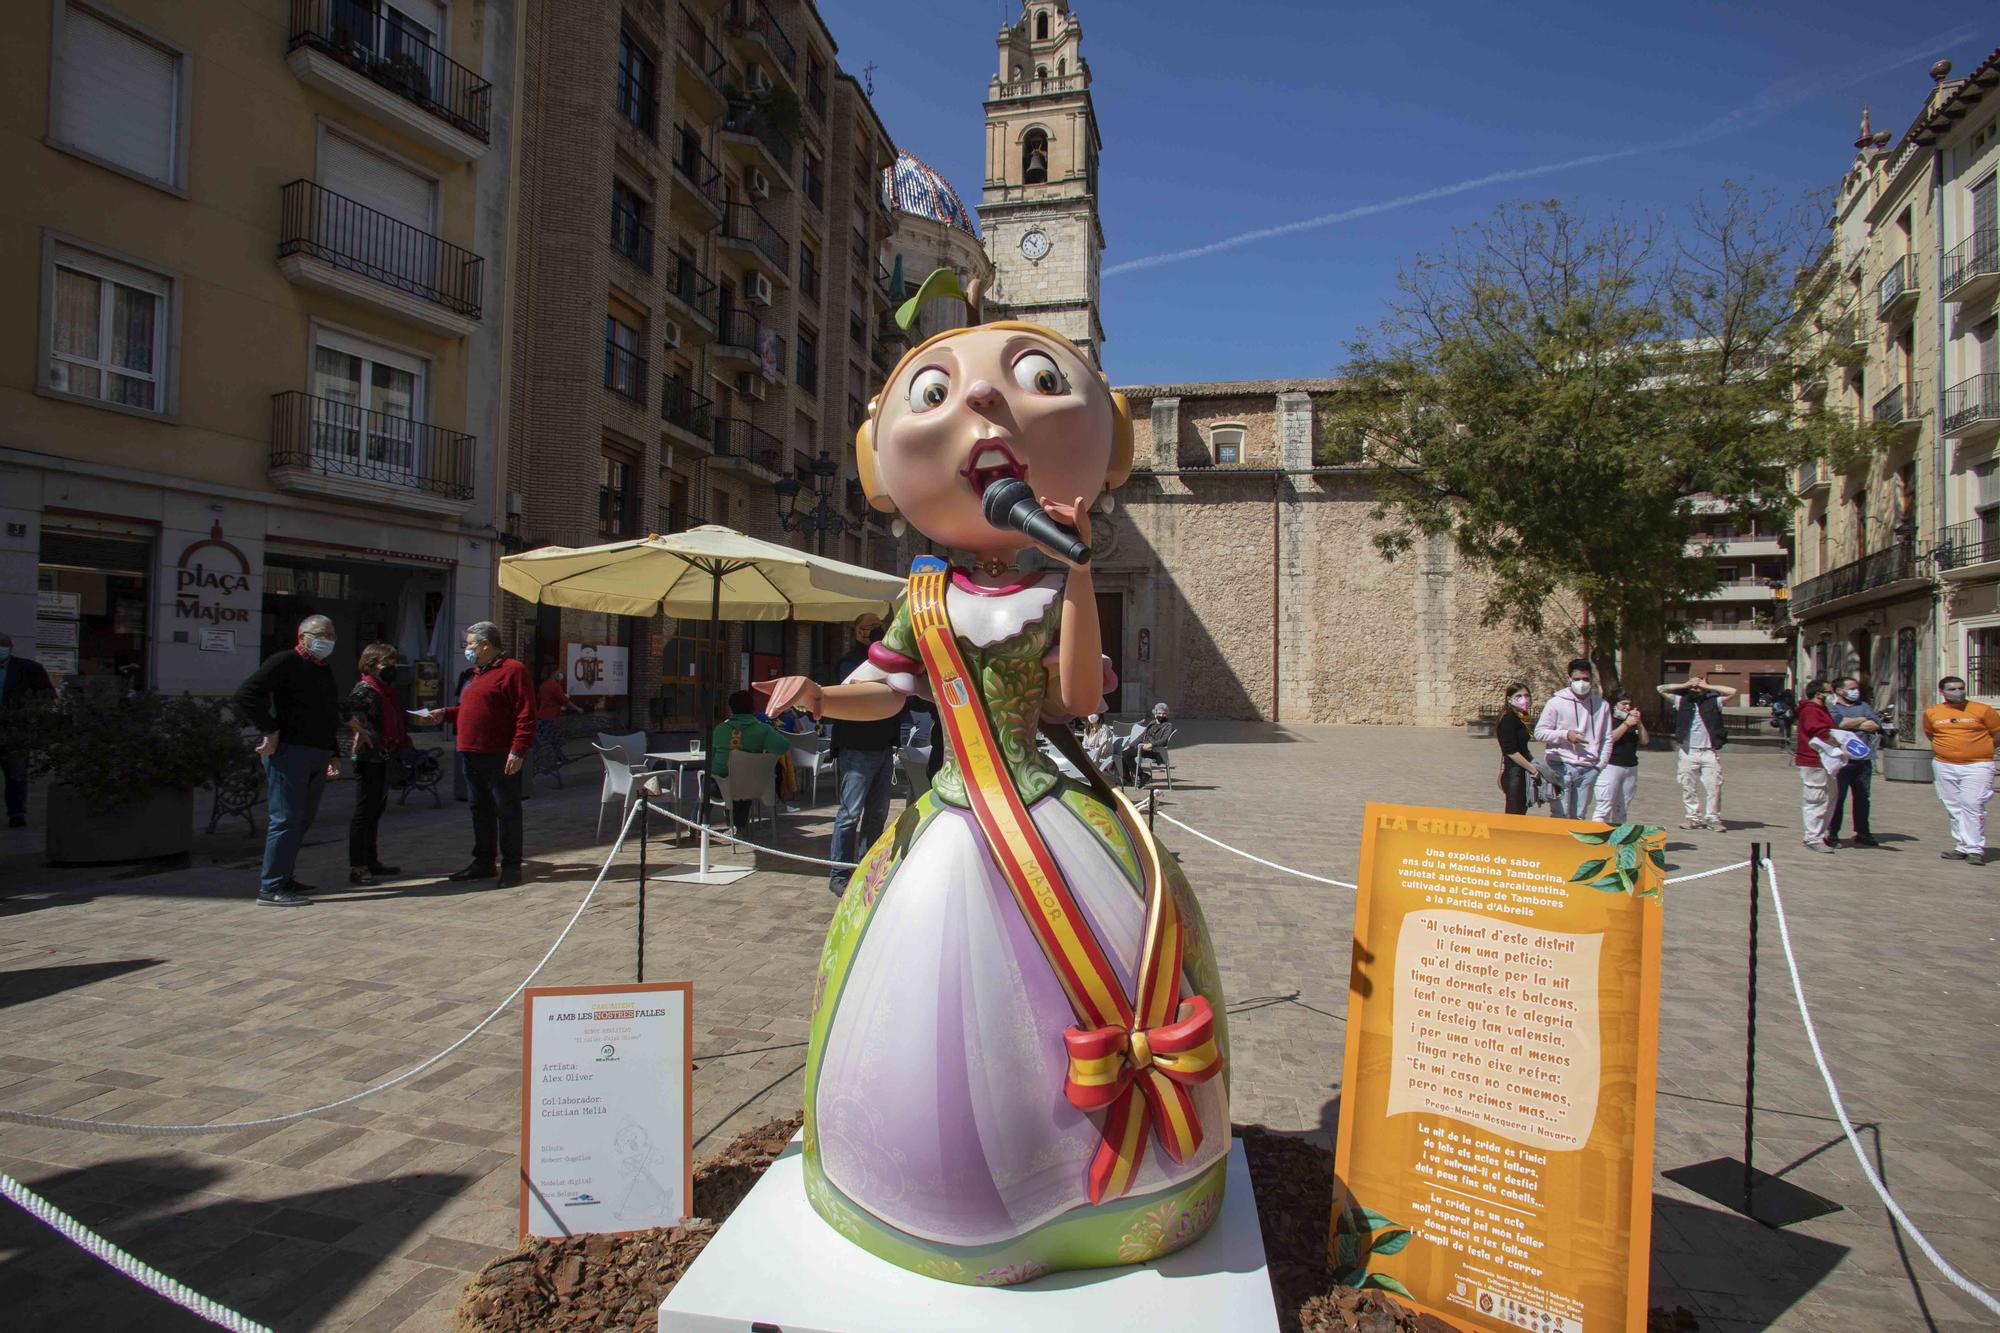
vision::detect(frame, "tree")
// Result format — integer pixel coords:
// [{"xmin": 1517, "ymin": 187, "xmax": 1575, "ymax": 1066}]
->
[{"xmin": 1329, "ymin": 188, "xmax": 1880, "ymax": 683}]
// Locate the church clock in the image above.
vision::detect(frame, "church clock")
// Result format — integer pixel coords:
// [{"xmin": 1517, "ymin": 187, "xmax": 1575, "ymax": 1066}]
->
[{"xmin": 1020, "ymin": 228, "xmax": 1051, "ymax": 261}]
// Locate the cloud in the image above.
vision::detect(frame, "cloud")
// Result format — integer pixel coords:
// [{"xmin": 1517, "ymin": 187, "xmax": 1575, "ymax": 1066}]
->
[{"xmin": 1103, "ymin": 27, "xmax": 1980, "ymax": 279}]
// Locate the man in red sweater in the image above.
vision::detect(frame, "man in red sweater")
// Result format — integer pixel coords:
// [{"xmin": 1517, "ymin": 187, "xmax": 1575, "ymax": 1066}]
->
[
  {"xmin": 1793, "ymin": 677, "xmax": 1837, "ymax": 854},
  {"xmin": 422, "ymin": 621, "xmax": 538, "ymax": 887}
]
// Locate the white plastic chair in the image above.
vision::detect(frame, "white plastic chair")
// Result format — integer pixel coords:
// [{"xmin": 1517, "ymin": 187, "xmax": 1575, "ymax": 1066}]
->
[
  {"xmin": 707, "ymin": 750, "xmax": 781, "ymax": 843},
  {"xmin": 593, "ymin": 743, "xmax": 663, "ymax": 840},
  {"xmin": 788, "ymin": 732, "xmax": 838, "ymax": 805},
  {"xmin": 596, "ymin": 731, "xmax": 652, "ymax": 768}
]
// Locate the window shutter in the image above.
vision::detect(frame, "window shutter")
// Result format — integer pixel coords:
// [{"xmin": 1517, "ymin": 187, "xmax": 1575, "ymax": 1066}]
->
[
  {"xmin": 1977, "ymin": 461, "xmax": 2000, "ymax": 510},
  {"xmin": 318, "ymin": 133, "xmax": 435, "ymax": 230},
  {"xmin": 59, "ymin": 5, "xmax": 177, "ymax": 184}
]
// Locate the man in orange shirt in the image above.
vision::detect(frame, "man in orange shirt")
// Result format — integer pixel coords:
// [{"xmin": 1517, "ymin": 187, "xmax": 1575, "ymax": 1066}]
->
[{"xmin": 1922, "ymin": 675, "xmax": 2000, "ymax": 866}]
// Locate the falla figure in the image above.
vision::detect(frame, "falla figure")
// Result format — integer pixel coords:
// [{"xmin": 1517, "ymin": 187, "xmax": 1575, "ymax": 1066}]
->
[{"xmin": 757, "ymin": 271, "xmax": 1229, "ymax": 1286}]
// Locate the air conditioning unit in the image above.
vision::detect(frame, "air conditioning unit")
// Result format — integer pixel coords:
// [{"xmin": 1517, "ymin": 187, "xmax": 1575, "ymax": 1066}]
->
[
  {"xmin": 736, "ymin": 371, "xmax": 767, "ymax": 402},
  {"xmin": 747, "ymin": 66, "xmax": 772, "ymax": 96},
  {"xmin": 746, "ymin": 167, "xmax": 770, "ymax": 201},
  {"xmin": 662, "ymin": 319, "xmax": 683, "ymax": 350},
  {"xmin": 745, "ymin": 272, "xmax": 773, "ymax": 306}
]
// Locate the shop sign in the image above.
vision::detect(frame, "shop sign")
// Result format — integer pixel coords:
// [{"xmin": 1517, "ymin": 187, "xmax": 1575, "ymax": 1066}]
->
[
  {"xmin": 568, "ymin": 643, "xmax": 630, "ymax": 696},
  {"xmin": 174, "ymin": 523, "xmax": 256, "ymax": 629}
]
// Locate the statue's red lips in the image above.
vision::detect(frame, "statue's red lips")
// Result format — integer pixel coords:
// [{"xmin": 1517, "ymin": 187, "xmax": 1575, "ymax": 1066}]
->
[{"xmin": 962, "ymin": 437, "xmax": 1029, "ymax": 495}]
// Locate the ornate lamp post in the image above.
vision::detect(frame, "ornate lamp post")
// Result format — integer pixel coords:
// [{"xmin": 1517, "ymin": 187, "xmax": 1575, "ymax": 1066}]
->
[{"xmin": 773, "ymin": 451, "xmax": 852, "ymax": 536}]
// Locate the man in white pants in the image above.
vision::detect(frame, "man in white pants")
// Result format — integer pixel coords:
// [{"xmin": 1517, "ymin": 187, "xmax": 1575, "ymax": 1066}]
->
[
  {"xmin": 1793, "ymin": 678, "xmax": 1837, "ymax": 853},
  {"xmin": 1658, "ymin": 675, "xmax": 1734, "ymax": 830},
  {"xmin": 1922, "ymin": 675, "xmax": 2000, "ymax": 866}
]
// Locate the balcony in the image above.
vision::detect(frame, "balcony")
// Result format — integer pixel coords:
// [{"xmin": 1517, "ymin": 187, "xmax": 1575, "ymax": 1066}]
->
[
  {"xmin": 660, "ymin": 374, "xmax": 713, "ymax": 445},
  {"xmin": 1686, "ymin": 626, "xmax": 1786, "ymax": 646},
  {"xmin": 713, "ymin": 310, "xmax": 785, "ymax": 376},
  {"xmin": 872, "ymin": 258, "xmax": 896, "ymax": 307},
  {"xmin": 610, "ymin": 199, "xmax": 653, "ymax": 272},
  {"xmin": 675, "ymin": 6, "xmax": 727, "ymax": 111},
  {"xmin": 723, "ymin": 0, "xmax": 796, "ymax": 85},
  {"xmin": 1944, "ymin": 373, "xmax": 2000, "ymax": 443},
  {"xmin": 718, "ymin": 202, "xmax": 789, "ymax": 279},
  {"xmin": 662, "ymin": 251, "xmax": 718, "ymax": 327},
  {"xmin": 604, "ymin": 339, "xmax": 648, "ymax": 406},
  {"xmin": 1797, "ymin": 458, "xmax": 1829, "ymax": 497},
  {"xmin": 1875, "ymin": 255, "xmax": 1917, "ymax": 320},
  {"xmin": 276, "ymin": 180, "xmax": 483, "ymax": 336},
  {"xmin": 1872, "ymin": 380, "xmax": 1921, "ymax": 435},
  {"xmin": 1687, "ymin": 533, "xmax": 1788, "ymax": 558},
  {"xmin": 269, "ymin": 390, "xmax": 473, "ymax": 515},
  {"xmin": 658, "ymin": 504, "xmax": 706, "ymax": 535},
  {"xmin": 720, "ymin": 99, "xmax": 796, "ymax": 180},
  {"xmin": 990, "ymin": 72, "xmax": 1086, "ymax": 100},
  {"xmin": 1698, "ymin": 581, "xmax": 1781, "ymax": 603},
  {"xmin": 1819, "ymin": 309, "xmax": 1864, "ymax": 350},
  {"xmin": 1788, "ymin": 541, "xmax": 1927, "ymax": 618},
  {"xmin": 1937, "ymin": 518, "xmax": 2000, "ymax": 581},
  {"xmin": 670, "ymin": 128, "xmax": 724, "ymax": 219},
  {"xmin": 1941, "ymin": 231, "xmax": 2000, "ymax": 304},
  {"xmin": 286, "ymin": 0, "xmax": 491, "ymax": 160},
  {"xmin": 710, "ymin": 416, "xmax": 782, "ymax": 475}
]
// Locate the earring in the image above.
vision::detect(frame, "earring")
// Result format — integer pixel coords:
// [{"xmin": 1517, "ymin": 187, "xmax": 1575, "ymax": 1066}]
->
[
  {"xmin": 890, "ymin": 516, "xmax": 907, "ymax": 538},
  {"xmin": 1098, "ymin": 493, "xmax": 1116, "ymax": 514}
]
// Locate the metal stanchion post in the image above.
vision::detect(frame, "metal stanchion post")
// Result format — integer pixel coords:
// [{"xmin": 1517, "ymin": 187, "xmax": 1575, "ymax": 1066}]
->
[
  {"xmin": 637, "ymin": 784, "xmax": 649, "ymax": 984},
  {"xmin": 1745, "ymin": 841, "xmax": 1761, "ymax": 1214},
  {"xmin": 1148, "ymin": 788, "xmax": 1157, "ymax": 833}
]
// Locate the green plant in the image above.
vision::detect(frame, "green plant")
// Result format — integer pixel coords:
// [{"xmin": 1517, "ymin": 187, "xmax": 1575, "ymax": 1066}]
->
[
  {"xmin": 1569, "ymin": 824, "xmax": 1667, "ymax": 897},
  {"xmin": 1330, "ymin": 1198, "xmax": 1413, "ymax": 1297},
  {"xmin": 0, "ymin": 690, "xmax": 246, "ymax": 808},
  {"xmin": 763, "ymin": 85, "xmax": 803, "ymax": 142}
]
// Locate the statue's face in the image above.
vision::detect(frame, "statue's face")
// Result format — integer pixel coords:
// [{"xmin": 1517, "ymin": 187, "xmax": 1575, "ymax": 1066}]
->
[{"xmin": 873, "ymin": 325, "xmax": 1115, "ymax": 553}]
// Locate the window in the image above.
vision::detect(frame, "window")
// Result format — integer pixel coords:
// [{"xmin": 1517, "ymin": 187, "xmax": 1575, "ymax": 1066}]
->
[
  {"xmin": 796, "ymin": 327, "xmax": 818, "ymax": 394},
  {"xmin": 848, "ymin": 394, "xmax": 864, "ymax": 429},
  {"xmin": 799, "ymin": 239, "xmax": 819, "ymax": 299},
  {"xmin": 849, "ymin": 309, "xmax": 866, "ymax": 346},
  {"xmin": 611, "ymin": 178, "xmax": 652, "ymax": 268},
  {"xmin": 44, "ymin": 241, "xmax": 171, "ymax": 415},
  {"xmin": 1036, "ymin": 10, "xmax": 1049, "ymax": 39},
  {"xmin": 805, "ymin": 54, "xmax": 827, "ymax": 118},
  {"xmin": 599, "ymin": 451, "xmax": 635, "ymax": 539},
  {"xmin": 803, "ymin": 150, "xmax": 824, "ymax": 208},
  {"xmin": 50, "ymin": 2, "xmax": 187, "ymax": 190},
  {"xmin": 310, "ymin": 328, "xmax": 426, "ymax": 475},
  {"xmin": 605, "ymin": 313, "xmax": 644, "ymax": 401},
  {"xmin": 1210, "ymin": 424, "xmax": 1245, "ymax": 465},
  {"xmin": 1852, "ymin": 488, "xmax": 1868, "ymax": 556},
  {"xmin": 1022, "ymin": 129, "xmax": 1049, "ymax": 184},
  {"xmin": 616, "ymin": 29, "xmax": 656, "ymax": 136}
]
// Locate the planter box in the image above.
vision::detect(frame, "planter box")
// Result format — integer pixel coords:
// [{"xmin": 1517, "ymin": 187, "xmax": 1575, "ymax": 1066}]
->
[
  {"xmin": 1879, "ymin": 746, "xmax": 1933, "ymax": 784},
  {"xmin": 45, "ymin": 785, "xmax": 196, "ymax": 865}
]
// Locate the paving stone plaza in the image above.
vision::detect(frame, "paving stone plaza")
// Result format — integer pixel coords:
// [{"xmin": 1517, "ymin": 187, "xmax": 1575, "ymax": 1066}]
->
[{"xmin": 1, "ymin": 725, "xmax": 1996, "ymax": 1330}]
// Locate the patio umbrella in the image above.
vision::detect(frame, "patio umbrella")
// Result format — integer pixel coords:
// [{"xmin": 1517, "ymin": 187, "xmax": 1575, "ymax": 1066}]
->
[{"xmin": 497, "ymin": 525, "xmax": 902, "ymax": 731}]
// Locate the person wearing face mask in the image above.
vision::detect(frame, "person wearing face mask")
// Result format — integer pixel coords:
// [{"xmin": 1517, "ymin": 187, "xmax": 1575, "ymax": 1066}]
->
[
  {"xmin": 1593, "ymin": 689, "xmax": 1648, "ymax": 825},
  {"xmin": 0, "ymin": 632, "xmax": 55, "ymax": 830},
  {"xmin": 419, "ymin": 622, "xmax": 539, "ymax": 887},
  {"xmin": 1922, "ymin": 675, "xmax": 2000, "ymax": 865},
  {"xmin": 1657, "ymin": 674, "xmax": 1735, "ymax": 831},
  {"xmin": 233, "ymin": 614, "xmax": 343, "ymax": 905},
  {"xmin": 1792, "ymin": 678, "xmax": 1839, "ymax": 853},
  {"xmin": 1533, "ymin": 659, "xmax": 1612, "ymax": 820},
  {"xmin": 1497, "ymin": 683, "xmax": 1539, "ymax": 815},
  {"xmin": 1825, "ymin": 675, "xmax": 1885, "ymax": 849},
  {"xmin": 342, "ymin": 642, "xmax": 408, "ymax": 886}
]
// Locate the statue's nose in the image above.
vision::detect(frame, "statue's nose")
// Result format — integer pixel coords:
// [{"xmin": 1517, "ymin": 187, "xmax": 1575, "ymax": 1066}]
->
[{"xmin": 964, "ymin": 379, "xmax": 1001, "ymax": 409}]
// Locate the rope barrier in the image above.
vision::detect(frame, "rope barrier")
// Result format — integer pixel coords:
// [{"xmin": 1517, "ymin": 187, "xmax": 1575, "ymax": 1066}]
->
[
  {"xmin": 643, "ymin": 801, "xmax": 859, "ymax": 871},
  {"xmin": 0, "ymin": 798, "xmax": 647, "ymax": 1137},
  {"xmin": 1760, "ymin": 857, "xmax": 2000, "ymax": 1317},
  {"xmin": 1, "ymin": 1170, "xmax": 271, "ymax": 1332}
]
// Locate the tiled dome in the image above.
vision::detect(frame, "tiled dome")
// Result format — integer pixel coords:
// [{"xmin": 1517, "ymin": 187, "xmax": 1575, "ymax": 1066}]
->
[{"xmin": 883, "ymin": 151, "xmax": 981, "ymax": 239}]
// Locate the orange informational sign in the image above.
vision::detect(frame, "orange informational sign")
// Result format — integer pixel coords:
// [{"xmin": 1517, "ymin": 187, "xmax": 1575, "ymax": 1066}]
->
[{"xmin": 1332, "ymin": 804, "xmax": 1664, "ymax": 1332}]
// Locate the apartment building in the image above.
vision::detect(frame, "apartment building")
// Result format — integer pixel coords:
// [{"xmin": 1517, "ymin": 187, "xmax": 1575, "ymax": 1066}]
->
[
  {"xmin": 0, "ymin": 0, "xmax": 519, "ymax": 704},
  {"xmin": 1791, "ymin": 52, "xmax": 1999, "ymax": 737},
  {"xmin": 1665, "ymin": 499, "xmax": 1791, "ymax": 705},
  {"xmin": 503, "ymin": 0, "xmax": 903, "ymax": 729}
]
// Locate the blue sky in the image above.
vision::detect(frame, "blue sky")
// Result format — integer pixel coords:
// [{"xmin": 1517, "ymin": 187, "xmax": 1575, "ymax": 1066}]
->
[{"xmin": 832, "ymin": 1, "xmax": 1990, "ymax": 386}]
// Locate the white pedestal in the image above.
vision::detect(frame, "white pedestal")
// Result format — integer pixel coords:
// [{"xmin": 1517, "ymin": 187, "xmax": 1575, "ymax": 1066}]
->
[{"xmin": 660, "ymin": 1137, "xmax": 1279, "ymax": 1333}]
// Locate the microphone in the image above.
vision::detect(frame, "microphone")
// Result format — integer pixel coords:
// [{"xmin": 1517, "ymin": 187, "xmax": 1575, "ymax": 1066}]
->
[{"xmin": 982, "ymin": 477, "xmax": 1091, "ymax": 565}]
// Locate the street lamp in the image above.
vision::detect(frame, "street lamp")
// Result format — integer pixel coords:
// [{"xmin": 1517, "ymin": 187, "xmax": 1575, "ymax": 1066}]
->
[{"xmin": 773, "ymin": 451, "xmax": 850, "ymax": 535}]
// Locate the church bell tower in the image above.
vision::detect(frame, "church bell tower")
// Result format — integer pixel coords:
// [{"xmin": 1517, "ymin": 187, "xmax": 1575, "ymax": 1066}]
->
[{"xmin": 982, "ymin": 1, "xmax": 1105, "ymax": 366}]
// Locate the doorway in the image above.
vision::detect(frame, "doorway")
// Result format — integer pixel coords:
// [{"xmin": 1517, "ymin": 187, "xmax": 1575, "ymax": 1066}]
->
[{"xmin": 1095, "ymin": 590, "xmax": 1124, "ymax": 713}]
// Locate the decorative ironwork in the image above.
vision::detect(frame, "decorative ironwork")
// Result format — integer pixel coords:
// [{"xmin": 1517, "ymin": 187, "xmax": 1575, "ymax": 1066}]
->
[
  {"xmin": 278, "ymin": 179, "xmax": 484, "ymax": 317},
  {"xmin": 711, "ymin": 416, "xmax": 781, "ymax": 472},
  {"xmin": 774, "ymin": 450, "xmax": 850, "ymax": 534},
  {"xmin": 270, "ymin": 390, "xmax": 474, "ymax": 499},
  {"xmin": 1788, "ymin": 542, "xmax": 1923, "ymax": 616},
  {"xmin": 720, "ymin": 202, "xmax": 788, "ymax": 272},
  {"xmin": 661, "ymin": 374, "xmax": 713, "ymax": 436},
  {"xmin": 287, "ymin": 0, "xmax": 492, "ymax": 140},
  {"xmin": 1944, "ymin": 373, "xmax": 1999, "ymax": 438}
]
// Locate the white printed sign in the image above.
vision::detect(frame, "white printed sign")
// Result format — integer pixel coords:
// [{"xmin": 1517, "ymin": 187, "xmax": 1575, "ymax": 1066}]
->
[
  {"xmin": 199, "ymin": 629, "xmax": 237, "ymax": 653},
  {"xmin": 566, "ymin": 643, "xmax": 630, "ymax": 697},
  {"xmin": 520, "ymin": 982, "xmax": 691, "ymax": 1238}
]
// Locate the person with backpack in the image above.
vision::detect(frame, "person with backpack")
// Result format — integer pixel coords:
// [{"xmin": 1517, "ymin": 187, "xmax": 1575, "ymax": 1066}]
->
[{"xmin": 1658, "ymin": 674, "xmax": 1734, "ymax": 832}]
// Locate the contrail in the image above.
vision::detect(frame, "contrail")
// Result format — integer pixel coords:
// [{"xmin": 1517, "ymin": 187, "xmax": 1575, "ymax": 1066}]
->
[{"xmin": 1103, "ymin": 27, "xmax": 1981, "ymax": 278}]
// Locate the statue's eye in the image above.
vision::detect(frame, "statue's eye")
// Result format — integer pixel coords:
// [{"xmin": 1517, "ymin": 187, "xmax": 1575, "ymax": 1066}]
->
[
  {"xmin": 907, "ymin": 367, "xmax": 951, "ymax": 412},
  {"xmin": 1012, "ymin": 351, "xmax": 1067, "ymax": 396}
]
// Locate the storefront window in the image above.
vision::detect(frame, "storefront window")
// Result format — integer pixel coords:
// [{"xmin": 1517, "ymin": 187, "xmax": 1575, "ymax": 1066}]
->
[
  {"xmin": 37, "ymin": 528, "xmax": 152, "ymax": 692},
  {"xmin": 655, "ymin": 624, "xmax": 717, "ymax": 729},
  {"xmin": 262, "ymin": 551, "xmax": 449, "ymax": 695}
]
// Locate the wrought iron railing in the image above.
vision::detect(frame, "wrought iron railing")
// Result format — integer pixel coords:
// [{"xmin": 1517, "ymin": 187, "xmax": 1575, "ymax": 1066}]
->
[
  {"xmin": 278, "ymin": 179, "xmax": 483, "ymax": 317},
  {"xmin": 1967, "ymin": 652, "xmax": 2000, "ymax": 694},
  {"xmin": 610, "ymin": 198, "xmax": 653, "ymax": 270},
  {"xmin": 710, "ymin": 416, "xmax": 781, "ymax": 471},
  {"xmin": 720, "ymin": 202, "xmax": 787, "ymax": 272},
  {"xmin": 1797, "ymin": 459, "xmax": 1824, "ymax": 492},
  {"xmin": 805, "ymin": 73, "xmax": 826, "ymax": 119},
  {"xmin": 1936, "ymin": 518, "xmax": 2000, "ymax": 572},
  {"xmin": 1876, "ymin": 254, "xmax": 1915, "ymax": 314},
  {"xmin": 677, "ymin": 6, "xmax": 726, "ymax": 84},
  {"xmin": 1872, "ymin": 380, "xmax": 1917, "ymax": 425},
  {"xmin": 802, "ymin": 156, "xmax": 823, "ymax": 208},
  {"xmin": 663, "ymin": 251, "xmax": 717, "ymax": 321},
  {"xmin": 673, "ymin": 126, "xmax": 723, "ymax": 209},
  {"xmin": 1944, "ymin": 373, "xmax": 1999, "ymax": 437},
  {"xmin": 1788, "ymin": 541, "xmax": 1922, "ymax": 615},
  {"xmin": 270, "ymin": 390, "xmax": 474, "ymax": 499},
  {"xmin": 799, "ymin": 252, "xmax": 820, "ymax": 300},
  {"xmin": 604, "ymin": 339, "xmax": 647, "ymax": 404},
  {"xmin": 661, "ymin": 375, "xmax": 713, "ymax": 436},
  {"xmin": 1941, "ymin": 230, "xmax": 2000, "ymax": 297},
  {"xmin": 287, "ymin": 0, "xmax": 492, "ymax": 140},
  {"xmin": 722, "ymin": 99, "xmax": 795, "ymax": 175},
  {"xmin": 724, "ymin": 0, "xmax": 795, "ymax": 75},
  {"xmin": 716, "ymin": 310, "xmax": 785, "ymax": 373},
  {"xmin": 658, "ymin": 505, "xmax": 705, "ymax": 534}
]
